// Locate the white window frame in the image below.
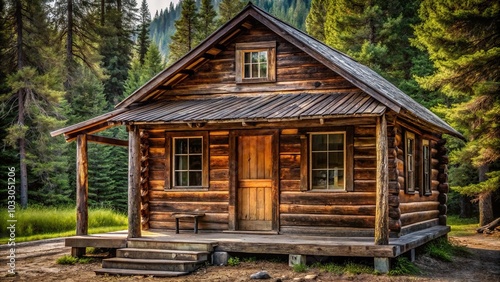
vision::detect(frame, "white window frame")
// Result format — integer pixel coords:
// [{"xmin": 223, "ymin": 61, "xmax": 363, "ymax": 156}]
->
[
  {"xmin": 309, "ymin": 132, "xmax": 346, "ymax": 191},
  {"xmin": 405, "ymin": 131, "xmax": 416, "ymax": 194},
  {"xmin": 172, "ymin": 136, "xmax": 204, "ymax": 188}
]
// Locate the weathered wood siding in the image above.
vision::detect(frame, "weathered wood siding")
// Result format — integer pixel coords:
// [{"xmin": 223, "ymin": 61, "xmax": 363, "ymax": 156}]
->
[{"xmin": 157, "ymin": 20, "xmax": 357, "ymax": 98}]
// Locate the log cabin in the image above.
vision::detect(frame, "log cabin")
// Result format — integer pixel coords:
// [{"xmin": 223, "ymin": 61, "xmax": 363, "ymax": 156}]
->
[{"xmin": 52, "ymin": 3, "xmax": 463, "ymax": 274}]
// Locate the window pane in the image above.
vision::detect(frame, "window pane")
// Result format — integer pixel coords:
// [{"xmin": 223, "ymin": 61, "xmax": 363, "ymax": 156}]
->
[
  {"xmin": 328, "ymin": 169, "xmax": 344, "ymax": 189},
  {"xmin": 175, "ymin": 156, "xmax": 188, "ymax": 170},
  {"xmin": 189, "ymin": 155, "xmax": 202, "ymax": 170},
  {"xmin": 259, "ymin": 51, "xmax": 267, "ymax": 63},
  {"xmin": 175, "ymin": 139, "xmax": 188, "ymax": 154},
  {"xmin": 312, "ymin": 152, "xmax": 327, "ymax": 169},
  {"xmin": 189, "ymin": 171, "xmax": 202, "ymax": 186},
  {"xmin": 251, "ymin": 52, "xmax": 258, "ymax": 63},
  {"xmin": 175, "ymin": 171, "xmax": 188, "ymax": 186},
  {"xmin": 260, "ymin": 63, "xmax": 267, "ymax": 77},
  {"xmin": 189, "ymin": 138, "xmax": 202, "ymax": 153},
  {"xmin": 252, "ymin": 64, "xmax": 259, "ymax": 77},
  {"xmin": 328, "ymin": 152, "xmax": 344, "ymax": 168},
  {"xmin": 328, "ymin": 134, "xmax": 343, "ymax": 150},
  {"xmin": 244, "ymin": 52, "xmax": 251, "ymax": 63},
  {"xmin": 244, "ymin": 64, "xmax": 251, "ymax": 78},
  {"xmin": 312, "ymin": 135, "xmax": 327, "ymax": 151},
  {"xmin": 312, "ymin": 170, "xmax": 327, "ymax": 189}
]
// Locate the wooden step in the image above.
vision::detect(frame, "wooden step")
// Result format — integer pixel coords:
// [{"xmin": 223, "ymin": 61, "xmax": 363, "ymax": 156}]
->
[
  {"xmin": 102, "ymin": 257, "xmax": 205, "ymax": 272},
  {"xmin": 127, "ymin": 239, "xmax": 217, "ymax": 252},
  {"xmin": 117, "ymin": 248, "xmax": 209, "ymax": 261},
  {"xmin": 95, "ymin": 268, "xmax": 188, "ymax": 277}
]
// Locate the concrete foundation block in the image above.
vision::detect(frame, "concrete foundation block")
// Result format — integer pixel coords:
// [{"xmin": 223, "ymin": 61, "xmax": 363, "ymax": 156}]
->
[
  {"xmin": 212, "ymin": 251, "xmax": 229, "ymax": 266},
  {"xmin": 374, "ymin": 257, "xmax": 390, "ymax": 273},
  {"xmin": 289, "ymin": 254, "xmax": 306, "ymax": 266},
  {"xmin": 410, "ymin": 249, "xmax": 416, "ymax": 262}
]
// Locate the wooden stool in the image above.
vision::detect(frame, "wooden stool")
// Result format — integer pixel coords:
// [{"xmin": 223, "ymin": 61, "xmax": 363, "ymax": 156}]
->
[{"xmin": 171, "ymin": 212, "xmax": 205, "ymax": 234}]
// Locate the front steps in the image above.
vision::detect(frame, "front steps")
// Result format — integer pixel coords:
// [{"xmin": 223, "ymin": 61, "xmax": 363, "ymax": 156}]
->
[{"xmin": 95, "ymin": 239, "xmax": 216, "ymax": 277}]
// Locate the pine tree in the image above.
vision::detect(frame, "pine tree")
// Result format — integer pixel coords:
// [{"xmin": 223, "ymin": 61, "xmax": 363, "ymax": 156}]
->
[
  {"xmin": 306, "ymin": 0, "xmax": 326, "ymax": 41},
  {"xmin": 1, "ymin": 0, "xmax": 67, "ymax": 208},
  {"xmin": 414, "ymin": 0, "xmax": 500, "ymax": 225},
  {"xmin": 137, "ymin": 0, "xmax": 151, "ymax": 65},
  {"xmin": 217, "ymin": 0, "xmax": 245, "ymax": 26},
  {"xmin": 196, "ymin": 0, "xmax": 217, "ymax": 44},
  {"xmin": 125, "ymin": 43, "xmax": 165, "ymax": 96},
  {"xmin": 167, "ymin": 0, "xmax": 198, "ymax": 65}
]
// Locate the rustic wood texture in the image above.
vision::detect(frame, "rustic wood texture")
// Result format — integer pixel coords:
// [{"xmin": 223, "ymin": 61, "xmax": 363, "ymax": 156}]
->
[
  {"xmin": 375, "ymin": 115, "xmax": 389, "ymax": 245},
  {"xmin": 128, "ymin": 126, "xmax": 142, "ymax": 238},
  {"xmin": 140, "ymin": 130, "xmax": 150, "ymax": 230},
  {"xmin": 76, "ymin": 134, "xmax": 88, "ymax": 240}
]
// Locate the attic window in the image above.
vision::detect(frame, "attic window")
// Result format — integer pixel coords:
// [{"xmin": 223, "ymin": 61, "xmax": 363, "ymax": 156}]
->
[{"xmin": 235, "ymin": 41, "xmax": 276, "ymax": 83}]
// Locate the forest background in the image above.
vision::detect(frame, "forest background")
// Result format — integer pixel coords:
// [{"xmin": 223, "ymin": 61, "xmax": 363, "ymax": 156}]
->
[{"xmin": 0, "ymin": 0, "xmax": 498, "ymax": 226}]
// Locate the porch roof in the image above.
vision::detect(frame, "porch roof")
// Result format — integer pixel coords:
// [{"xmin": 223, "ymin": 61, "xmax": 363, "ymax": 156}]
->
[{"xmin": 109, "ymin": 92, "xmax": 385, "ymax": 124}]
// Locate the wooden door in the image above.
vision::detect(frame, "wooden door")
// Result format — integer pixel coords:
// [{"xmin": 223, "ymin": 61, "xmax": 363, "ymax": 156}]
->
[{"xmin": 237, "ymin": 135, "xmax": 273, "ymax": 231}]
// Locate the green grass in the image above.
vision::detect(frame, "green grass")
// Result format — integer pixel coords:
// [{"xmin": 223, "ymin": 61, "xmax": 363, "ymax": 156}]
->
[
  {"xmin": 312, "ymin": 261, "xmax": 373, "ymax": 275},
  {"xmin": 424, "ymin": 237, "xmax": 471, "ymax": 262},
  {"xmin": 388, "ymin": 257, "xmax": 421, "ymax": 276},
  {"xmin": 228, "ymin": 256, "xmax": 240, "ymax": 266},
  {"xmin": 292, "ymin": 263, "xmax": 308, "ymax": 273},
  {"xmin": 0, "ymin": 206, "xmax": 127, "ymax": 244},
  {"xmin": 56, "ymin": 255, "xmax": 94, "ymax": 265},
  {"xmin": 447, "ymin": 215, "xmax": 479, "ymax": 237}
]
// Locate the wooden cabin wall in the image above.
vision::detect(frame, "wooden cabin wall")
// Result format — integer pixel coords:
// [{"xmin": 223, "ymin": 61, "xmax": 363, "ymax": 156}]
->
[
  {"xmin": 395, "ymin": 123, "xmax": 448, "ymax": 235},
  {"xmin": 147, "ymin": 130, "xmax": 230, "ymax": 231},
  {"xmin": 157, "ymin": 20, "xmax": 358, "ymax": 98},
  {"xmin": 279, "ymin": 125, "xmax": 377, "ymax": 236}
]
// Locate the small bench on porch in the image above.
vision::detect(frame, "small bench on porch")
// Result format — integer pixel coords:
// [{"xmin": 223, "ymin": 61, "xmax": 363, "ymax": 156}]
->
[{"xmin": 172, "ymin": 212, "xmax": 205, "ymax": 234}]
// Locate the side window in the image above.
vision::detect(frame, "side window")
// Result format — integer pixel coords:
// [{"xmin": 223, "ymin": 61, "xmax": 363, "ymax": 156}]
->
[
  {"xmin": 235, "ymin": 41, "xmax": 276, "ymax": 83},
  {"xmin": 405, "ymin": 131, "xmax": 416, "ymax": 194},
  {"xmin": 422, "ymin": 139, "xmax": 431, "ymax": 196}
]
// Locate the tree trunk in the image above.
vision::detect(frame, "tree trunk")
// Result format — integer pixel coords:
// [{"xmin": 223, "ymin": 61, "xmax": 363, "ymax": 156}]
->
[
  {"xmin": 16, "ymin": 0, "xmax": 28, "ymax": 208},
  {"xmin": 478, "ymin": 164, "xmax": 494, "ymax": 226},
  {"xmin": 459, "ymin": 195, "xmax": 472, "ymax": 218}
]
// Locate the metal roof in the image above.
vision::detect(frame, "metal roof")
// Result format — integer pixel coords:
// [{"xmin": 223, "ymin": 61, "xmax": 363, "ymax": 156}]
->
[{"xmin": 110, "ymin": 92, "xmax": 385, "ymax": 124}]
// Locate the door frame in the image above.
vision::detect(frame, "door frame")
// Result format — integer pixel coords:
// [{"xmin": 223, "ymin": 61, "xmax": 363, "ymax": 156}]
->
[{"xmin": 228, "ymin": 129, "xmax": 279, "ymax": 231}]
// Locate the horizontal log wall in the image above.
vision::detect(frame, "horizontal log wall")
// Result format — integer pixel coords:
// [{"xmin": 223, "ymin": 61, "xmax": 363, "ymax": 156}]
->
[
  {"xmin": 157, "ymin": 20, "xmax": 357, "ymax": 98},
  {"xmin": 147, "ymin": 131, "xmax": 230, "ymax": 231},
  {"xmin": 279, "ymin": 125, "xmax": 377, "ymax": 235},
  {"xmin": 396, "ymin": 123, "xmax": 444, "ymax": 234}
]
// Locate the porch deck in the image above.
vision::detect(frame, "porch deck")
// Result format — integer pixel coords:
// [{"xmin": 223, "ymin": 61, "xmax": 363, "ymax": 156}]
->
[{"xmin": 65, "ymin": 225, "xmax": 449, "ymax": 258}]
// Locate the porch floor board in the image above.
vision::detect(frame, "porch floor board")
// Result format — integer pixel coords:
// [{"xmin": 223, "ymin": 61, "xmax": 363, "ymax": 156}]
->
[{"xmin": 65, "ymin": 225, "xmax": 449, "ymax": 258}]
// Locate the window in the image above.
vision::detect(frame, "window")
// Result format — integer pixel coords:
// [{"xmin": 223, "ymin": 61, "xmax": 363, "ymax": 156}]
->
[
  {"xmin": 422, "ymin": 139, "xmax": 431, "ymax": 196},
  {"xmin": 165, "ymin": 132, "xmax": 208, "ymax": 189},
  {"xmin": 405, "ymin": 131, "xmax": 416, "ymax": 193},
  {"xmin": 310, "ymin": 133, "xmax": 345, "ymax": 190},
  {"xmin": 235, "ymin": 41, "xmax": 276, "ymax": 83}
]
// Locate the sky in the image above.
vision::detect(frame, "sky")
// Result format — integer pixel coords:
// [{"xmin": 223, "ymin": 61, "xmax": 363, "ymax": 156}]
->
[{"xmin": 146, "ymin": 0, "xmax": 180, "ymax": 17}]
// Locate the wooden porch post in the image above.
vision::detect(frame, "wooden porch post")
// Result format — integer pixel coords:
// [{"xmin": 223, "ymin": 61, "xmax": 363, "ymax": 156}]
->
[
  {"xmin": 128, "ymin": 125, "xmax": 142, "ymax": 238},
  {"xmin": 374, "ymin": 114, "xmax": 390, "ymax": 273},
  {"xmin": 73, "ymin": 134, "xmax": 88, "ymax": 257}
]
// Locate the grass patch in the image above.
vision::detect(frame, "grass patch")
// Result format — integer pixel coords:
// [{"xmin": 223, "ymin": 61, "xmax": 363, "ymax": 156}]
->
[
  {"xmin": 0, "ymin": 206, "xmax": 127, "ymax": 244},
  {"xmin": 447, "ymin": 215, "xmax": 479, "ymax": 237},
  {"xmin": 388, "ymin": 257, "xmax": 421, "ymax": 276},
  {"xmin": 56, "ymin": 255, "xmax": 94, "ymax": 265},
  {"xmin": 228, "ymin": 257, "xmax": 240, "ymax": 266},
  {"xmin": 292, "ymin": 263, "xmax": 308, "ymax": 273},
  {"xmin": 424, "ymin": 237, "xmax": 470, "ymax": 262},
  {"xmin": 312, "ymin": 260, "xmax": 373, "ymax": 275}
]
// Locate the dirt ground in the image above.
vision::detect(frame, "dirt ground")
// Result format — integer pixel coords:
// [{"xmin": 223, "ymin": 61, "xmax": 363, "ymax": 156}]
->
[{"xmin": 1, "ymin": 234, "xmax": 499, "ymax": 282}]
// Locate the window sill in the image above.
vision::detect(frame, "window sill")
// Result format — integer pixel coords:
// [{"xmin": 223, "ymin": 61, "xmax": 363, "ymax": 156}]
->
[
  {"xmin": 236, "ymin": 79, "xmax": 275, "ymax": 84},
  {"xmin": 164, "ymin": 188, "xmax": 209, "ymax": 192},
  {"xmin": 306, "ymin": 189, "xmax": 347, "ymax": 193}
]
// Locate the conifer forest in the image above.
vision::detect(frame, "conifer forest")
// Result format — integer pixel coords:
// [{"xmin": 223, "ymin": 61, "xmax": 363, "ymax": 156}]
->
[{"xmin": 0, "ymin": 0, "xmax": 498, "ymax": 225}]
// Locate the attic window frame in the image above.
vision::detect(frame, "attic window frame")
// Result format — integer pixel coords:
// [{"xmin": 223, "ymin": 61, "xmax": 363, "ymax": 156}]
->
[{"xmin": 235, "ymin": 41, "xmax": 276, "ymax": 83}]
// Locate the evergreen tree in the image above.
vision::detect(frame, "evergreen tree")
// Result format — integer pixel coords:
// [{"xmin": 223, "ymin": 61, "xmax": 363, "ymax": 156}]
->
[
  {"xmin": 125, "ymin": 43, "xmax": 165, "ymax": 96},
  {"xmin": 414, "ymin": 0, "xmax": 500, "ymax": 225},
  {"xmin": 306, "ymin": 0, "xmax": 326, "ymax": 42},
  {"xmin": 0, "ymin": 0, "xmax": 68, "ymax": 208},
  {"xmin": 196, "ymin": 0, "xmax": 217, "ymax": 44},
  {"xmin": 217, "ymin": 0, "xmax": 245, "ymax": 26},
  {"xmin": 167, "ymin": 0, "xmax": 198, "ymax": 65},
  {"xmin": 137, "ymin": 0, "xmax": 151, "ymax": 65}
]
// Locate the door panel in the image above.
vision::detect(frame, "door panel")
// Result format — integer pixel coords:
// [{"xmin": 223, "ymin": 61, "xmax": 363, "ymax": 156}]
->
[{"xmin": 237, "ymin": 135, "xmax": 273, "ymax": 230}]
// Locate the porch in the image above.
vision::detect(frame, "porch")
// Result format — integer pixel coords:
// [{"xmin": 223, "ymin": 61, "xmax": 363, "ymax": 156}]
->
[{"xmin": 66, "ymin": 224, "xmax": 449, "ymax": 259}]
